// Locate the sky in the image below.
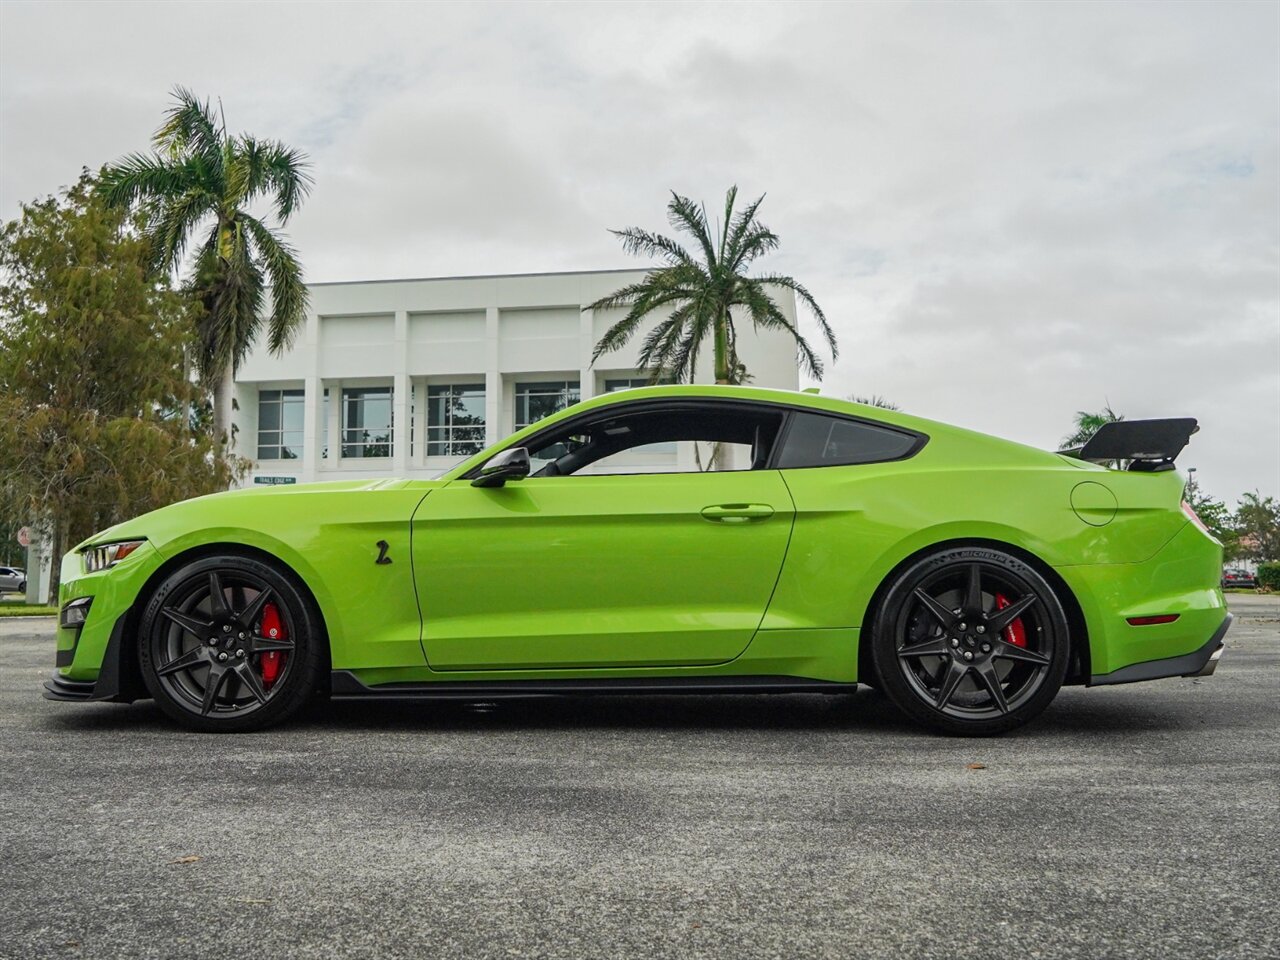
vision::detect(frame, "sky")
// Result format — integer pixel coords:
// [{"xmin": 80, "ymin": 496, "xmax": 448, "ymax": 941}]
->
[{"xmin": 1, "ymin": 0, "xmax": 1277, "ymax": 503}]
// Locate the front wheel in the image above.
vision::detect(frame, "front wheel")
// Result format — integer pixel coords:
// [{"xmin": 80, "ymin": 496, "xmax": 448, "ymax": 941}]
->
[
  {"xmin": 870, "ymin": 546, "xmax": 1070, "ymax": 736},
  {"xmin": 138, "ymin": 554, "xmax": 325, "ymax": 732}
]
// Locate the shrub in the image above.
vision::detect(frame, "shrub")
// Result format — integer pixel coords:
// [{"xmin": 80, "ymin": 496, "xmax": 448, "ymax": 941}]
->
[{"xmin": 1257, "ymin": 563, "xmax": 1280, "ymax": 592}]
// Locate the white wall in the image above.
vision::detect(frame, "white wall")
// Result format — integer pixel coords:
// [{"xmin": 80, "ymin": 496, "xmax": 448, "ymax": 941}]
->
[{"xmin": 233, "ymin": 269, "xmax": 802, "ymax": 484}]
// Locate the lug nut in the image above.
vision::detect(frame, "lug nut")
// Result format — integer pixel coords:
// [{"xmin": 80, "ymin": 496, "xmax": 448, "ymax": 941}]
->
[
  {"xmin": 950, "ymin": 638, "xmax": 959, "ymax": 647},
  {"xmin": 959, "ymin": 623, "xmax": 967, "ymax": 631},
  {"xmin": 236, "ymin": 649, "xmax": 245, "ymax": 658},
  {"xmin": 964, "ymin": 651, "xmax": 974, "ymax": 661},
  {"xmin": 981, "ymin": 643, "xmax": 991, "ymax": 653},
  {"xmin": 222, "ymin": 624, "xmax": 232, "ymax": 633},
  {"xmin": 976, "ymin": 625, "xmax": 986, "ymax": 635},
  {"xmin": 238, "ymin": 632, "xmax": 246, "ymax": 640},
  {"xmin": 217, "ymin": 652, "xmax": 228, "ymax": 661},
  {"xmin": 207, "ymin": 638, "xmax": 218, "ymax": 646}
]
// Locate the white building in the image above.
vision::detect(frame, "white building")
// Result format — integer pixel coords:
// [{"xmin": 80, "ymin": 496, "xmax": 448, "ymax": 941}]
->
[{"xmin": 232, "ymin": 269, "xmax": 802, "ymax": 483}]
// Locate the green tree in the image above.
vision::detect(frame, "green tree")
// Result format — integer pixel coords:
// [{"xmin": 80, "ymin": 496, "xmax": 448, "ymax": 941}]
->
[
  {"xmin": 590, "ymin": 187, "xmax": 837, "ymax": 385},
  {"xmin": 98, "ymin": 87, "xmax": 312, "ymax": 444},
  {"xmin": 1234, "ymin": 491, "xmax": 1280, "ymax": 563},
  {"xmin": 0, "ymin": 173, "xmax": 242, "ymax": 602},
  {"xmin": 1061, "ymin": 404, "xmax": 1124, "ymax": 449}
]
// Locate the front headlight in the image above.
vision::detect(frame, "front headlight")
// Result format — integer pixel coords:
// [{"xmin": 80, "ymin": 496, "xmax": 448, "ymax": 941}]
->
[{"xmin": 83, "ymin": 539, "xmax": 146, "ymax": 573}]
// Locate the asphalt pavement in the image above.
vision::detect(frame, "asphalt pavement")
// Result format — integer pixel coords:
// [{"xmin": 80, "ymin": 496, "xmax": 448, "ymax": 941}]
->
[{"xmin": 2, "ymin": 595, "xmax": 1277, "ymax": 960}]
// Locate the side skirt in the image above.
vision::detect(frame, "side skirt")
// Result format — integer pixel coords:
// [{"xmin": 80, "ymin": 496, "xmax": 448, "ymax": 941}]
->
[{"xmin": 330, "ymin": 671, "xmax": 858, "ymax": 701}]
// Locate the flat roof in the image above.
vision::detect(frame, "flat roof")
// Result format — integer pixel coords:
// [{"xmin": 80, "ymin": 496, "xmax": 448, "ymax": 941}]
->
[{"xmin": 308, "ymin": 267, "xmax": 656, "ymax": 288}]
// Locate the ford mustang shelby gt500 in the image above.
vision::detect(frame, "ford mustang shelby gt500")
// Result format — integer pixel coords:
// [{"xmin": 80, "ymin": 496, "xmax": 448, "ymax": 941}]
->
[{"xmin": 44, "ymin": 385, "xmax": 1229, "ymax": 736}]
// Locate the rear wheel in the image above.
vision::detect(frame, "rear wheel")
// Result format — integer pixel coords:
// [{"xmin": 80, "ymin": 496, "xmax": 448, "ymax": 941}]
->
[
  {"xmin": 138, "ymin": 554, "xmax": 324, "ymax": 732},
  {"xmin": 870, "ymin": 546, "xmax": 1069, "ymax": 736}
]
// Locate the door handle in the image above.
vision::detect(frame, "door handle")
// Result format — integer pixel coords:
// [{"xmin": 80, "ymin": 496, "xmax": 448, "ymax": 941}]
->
[{"xmin": 701, "ymin": 503, "xmax": 775, "ymax": 523}]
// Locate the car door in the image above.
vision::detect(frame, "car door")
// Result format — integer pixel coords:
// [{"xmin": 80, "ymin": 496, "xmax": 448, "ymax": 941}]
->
[{"xmin": 410, "ymin": 404, "xmax": 796, "ymax": 671}]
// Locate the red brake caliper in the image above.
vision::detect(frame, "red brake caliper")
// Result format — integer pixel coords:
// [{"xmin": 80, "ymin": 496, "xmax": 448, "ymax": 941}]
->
[
  {"xmin": 259, "ymin": 603, "xmax": 287, "ymax": 689},
  {"xmin": 994, "ymin": 593, "xmax": 1027, "ymax": 647}
]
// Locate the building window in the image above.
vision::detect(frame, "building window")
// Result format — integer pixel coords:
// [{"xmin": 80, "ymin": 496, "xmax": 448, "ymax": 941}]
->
[
  {"xmin": 604, "ymin": 376, "xmax": 668, "ymax": 392},
  {"xmin": 428, "ymin": 384, "xmax": 486, "ymax": 457},
  {"xmin": 257, "ymin": 389, "xmax": 304, "ymax": 460},
  {"xmin": 514, "ymin": 380, "xmax": 580, "ymax": 431},
  {"xmin": 341, "ymin": 385, "xmax": 393, "ymax": 458}
]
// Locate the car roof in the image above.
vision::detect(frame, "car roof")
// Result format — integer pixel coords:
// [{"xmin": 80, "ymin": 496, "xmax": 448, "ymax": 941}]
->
[{"xmin": 440, "ymin": 384, "xmax": 1060, "ymax": 480}]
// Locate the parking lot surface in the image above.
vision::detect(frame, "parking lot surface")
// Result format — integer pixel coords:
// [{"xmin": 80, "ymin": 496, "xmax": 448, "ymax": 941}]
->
[{"xmin": 2, "ymin": 594, "xmax": 1278, "ymax": 960}]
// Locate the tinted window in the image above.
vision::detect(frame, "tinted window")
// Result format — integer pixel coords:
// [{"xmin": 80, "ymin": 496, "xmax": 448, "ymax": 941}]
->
[
  {"xmin": 523, "ymin": 404, "xmax": 784, "ymax": 476},
  {"xmin": 777, "ymin": 412, "xmax": 918, "ymax": 468}
]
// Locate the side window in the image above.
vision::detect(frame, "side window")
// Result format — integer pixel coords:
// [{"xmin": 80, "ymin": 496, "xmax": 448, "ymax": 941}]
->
[
  {"xmin": 777, "ymin": 412, "xmax": 919, "ymax": 468},
  {"xmin": 524, "ymin": 404, "xmax": 784, "ymax": 476}
]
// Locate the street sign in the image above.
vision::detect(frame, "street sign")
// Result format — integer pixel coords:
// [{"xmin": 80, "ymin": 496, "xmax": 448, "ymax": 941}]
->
[
  {"xmin": 16, "ymin": 527, "xmax": 30, "ymax": 547},
  {"xmin": 253, "ymin": 476, "xmax": 297, "ymax": 486}
]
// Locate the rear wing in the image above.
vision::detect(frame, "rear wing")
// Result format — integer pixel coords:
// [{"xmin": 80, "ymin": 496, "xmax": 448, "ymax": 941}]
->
[{"xmin": 1058, "ymin": 418, "xmax": 1199, "ymax": 472}]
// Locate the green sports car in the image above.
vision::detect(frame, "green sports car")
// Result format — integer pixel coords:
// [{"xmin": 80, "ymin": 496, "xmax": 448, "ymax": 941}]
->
[{"xmin": 44, "ymin": 385, "xmax": 1229, "ymax": 736}]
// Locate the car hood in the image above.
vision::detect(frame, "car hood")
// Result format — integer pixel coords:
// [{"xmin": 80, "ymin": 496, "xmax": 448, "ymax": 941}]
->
[{"xmin": 78, "ymin": 478, "xmax": 444, "ymax": 551}]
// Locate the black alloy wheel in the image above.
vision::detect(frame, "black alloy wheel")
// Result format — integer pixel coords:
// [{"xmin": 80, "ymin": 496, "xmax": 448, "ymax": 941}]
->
[
  {"xmin": 138, "ymin": 554, "xmax": 324, "ymax": 732},
  {"xmin": 871, "ymin": 546, "xmax": 1070, "ymax": 736}
]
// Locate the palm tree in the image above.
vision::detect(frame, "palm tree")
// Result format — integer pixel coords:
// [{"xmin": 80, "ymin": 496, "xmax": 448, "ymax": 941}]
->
[
  {"xmin": 848, "ymin": 393, "xmax": 900, "ymax": 411},
  {"xmin": 99, "ymin": 87, "xmax": 312, "ymax": 444},
  {"xmin": 1061, "ymin": 404, "xmax": 1124, "ymax": 449},
  {"xmin": 590, "ymin": 187, "xmax": 837, "ymax": 385}
]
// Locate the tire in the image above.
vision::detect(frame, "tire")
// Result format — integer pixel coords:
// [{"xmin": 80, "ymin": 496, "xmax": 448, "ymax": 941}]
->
[
  {"xmin": 870, "ymin": 545, "xmax": 1070, "ymax": 736},
  {"xmin": 138, "ymin": 554, "xmax": 325, "ymax": 733},
  {"xmin": 18, "ymin": 580, "xmax": 26, "ymax": 594}
]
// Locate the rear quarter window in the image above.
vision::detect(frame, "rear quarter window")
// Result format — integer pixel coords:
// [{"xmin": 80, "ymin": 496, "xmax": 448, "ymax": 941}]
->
[{"xmin": 777, "ymin": 412, "xmax": 921, "ymax": 468}]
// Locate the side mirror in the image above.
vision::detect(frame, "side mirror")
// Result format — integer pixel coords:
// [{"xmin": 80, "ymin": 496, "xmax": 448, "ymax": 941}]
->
[{"xmin": 471, "ymin": 447, "xmax": 531, "ymax": 488}]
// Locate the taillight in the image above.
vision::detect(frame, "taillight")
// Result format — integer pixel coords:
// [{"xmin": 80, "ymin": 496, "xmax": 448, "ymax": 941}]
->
[{"xmin": 1182, "ymin": 500, "xmax": 1210, "ymax": 533}]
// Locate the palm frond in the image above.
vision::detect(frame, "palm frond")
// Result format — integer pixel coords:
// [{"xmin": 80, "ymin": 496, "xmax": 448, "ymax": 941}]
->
[
  {"xmin": 97, "ymin": 153, "xmax": 188, "ymax": 209},
  {"xmin": 666, "ymin": 192, "xmax": 717, "ymax": 269},
  {"xmin": 143, "ymin": 188, "xmax": 215, "ymax": 275},
  {"xmin": 608, "ymin": 227, "xmax": 694, "ymax": 268},
  {"xmin": 591, "ymin": 283, "xmax": 695, "ymax": 363},
  {"xmin": 722, "ymin": 190, "xmax": 765, "ymax": 264},
  {"xmin": 729, "ymin": 221, "xmax": 780, "ymax": 272},
  {"xmin": 240, "ymin": 136, "xmax": 313, "ymax": 222},
  {"xmin": 635, "ymin": 315, "xmax": 684, "ymax": 372},
  {"xmin": 750, "ymin": 272, "xmax": 838, "ymax": 360},
  {"xmin": 154, "ymin": 87, "xmax": 223, "ymax": 163},
  {"xmin": 240, "ymin": 214, "xmax": 308, "ymax": 355},
  {"xmin": 718, "ymin": 185, "xmax": 739, "ymax": 261},
  {"xmin": 738, "ymin": 281, "xmax": 824, "ymax": 379}
]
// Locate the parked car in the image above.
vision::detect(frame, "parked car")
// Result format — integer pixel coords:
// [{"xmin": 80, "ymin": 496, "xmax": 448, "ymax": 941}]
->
[
  {"xmin": 0, "ymin": 566, "xmax": 27, "ymax": 596},
  {"xmin": 43, "ymin": 386, "xmax": 1229, "ymax": 736},
  {"xmin": 1221, "ymin": 568, "xmax": 1257, "ymax": 589}
]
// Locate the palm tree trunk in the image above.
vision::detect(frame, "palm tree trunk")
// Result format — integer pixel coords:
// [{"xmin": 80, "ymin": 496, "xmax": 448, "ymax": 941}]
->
[
  {"xmin": 212, "ymin": 360, "xmax": 235, "ymax": 450},
  {"xmin": 713, "ymin": 309, "xmax": 730, "ymax": 384}
]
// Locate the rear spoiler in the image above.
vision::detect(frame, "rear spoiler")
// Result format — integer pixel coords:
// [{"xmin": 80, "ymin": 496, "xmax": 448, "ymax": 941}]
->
[{"xmin": 1058, "ymin": 418, "xmax": 1198, "ymax": 472}]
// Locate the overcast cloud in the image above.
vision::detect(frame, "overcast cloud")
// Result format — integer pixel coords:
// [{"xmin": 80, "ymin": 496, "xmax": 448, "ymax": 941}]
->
[{"xmin": 2, "ymin": 1, "xmax": 1277, "ymax": 501}]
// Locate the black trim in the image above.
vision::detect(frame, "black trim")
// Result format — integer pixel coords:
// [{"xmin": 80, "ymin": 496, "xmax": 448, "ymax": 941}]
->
[
  {"xmin": 330, "ymin": 670, "xmax": 857, "ymax": 701},
  {"xmin": 42, "ymin": 612, "xmax": 146, "ymax": 705},
  {"xmin": 1088, "ymin": 613, "xmax": 1232, "ymax": 686},
  {"xmin": 42, "ymin": 672, "xmax": 97, "ymax": 702},
  {"xmin": 55, "ymin": 647, "xmax": 75, "ymax": 668},
  {"xmin": 59, "ymin": 596, "xmax": 93, "ymax": 629},
  {"xmin": 460, "ymin": 396, "xmax": 929, "ymax": 481}
]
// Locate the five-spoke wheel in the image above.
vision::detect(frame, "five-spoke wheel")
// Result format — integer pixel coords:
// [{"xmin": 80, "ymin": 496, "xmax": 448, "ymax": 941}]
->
[
  {"xmin": 871, "ymin": 546, "xmax": 1070, "ymax": 735},
  {"xmin": 138, "ymin": 555, "xmax": 323, "ymax": 732}
]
